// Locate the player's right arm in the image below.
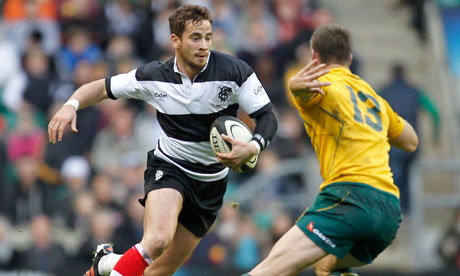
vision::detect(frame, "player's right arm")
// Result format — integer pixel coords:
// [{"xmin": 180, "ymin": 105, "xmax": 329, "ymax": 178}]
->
[{"xmin": 48, "ymin": 79, "xmax": 108, "ymax": 144}]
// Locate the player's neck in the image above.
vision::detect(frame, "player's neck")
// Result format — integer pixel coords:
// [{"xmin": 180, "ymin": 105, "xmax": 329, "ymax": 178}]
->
[
  {"xmin": 325, "ymin": 63, "xmax": 349, "ymax": 70},
  {"xmin": 176, "ymin": 56, "xmax": 202, "ymax": 81}
]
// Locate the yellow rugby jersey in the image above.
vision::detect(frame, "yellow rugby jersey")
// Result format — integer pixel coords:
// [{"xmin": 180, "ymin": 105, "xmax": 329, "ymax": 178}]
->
[{"xmin": 292, "ymin": 67, "xmax": 405, "ymax": 197}]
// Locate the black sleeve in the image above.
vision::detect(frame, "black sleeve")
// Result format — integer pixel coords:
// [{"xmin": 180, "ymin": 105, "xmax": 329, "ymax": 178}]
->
[
  {"xmin": 105, "ymin": 77, "xmax": 116, "ymax": 100},
  {"xmin": 252, "ymin": 108, "xmax": 277, "ymax": 151}
]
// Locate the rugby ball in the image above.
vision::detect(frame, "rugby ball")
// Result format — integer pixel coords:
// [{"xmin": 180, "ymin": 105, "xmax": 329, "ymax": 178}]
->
[{"xmin": 209, "ymin": 116, "xmax": 258, "ymax": 173}]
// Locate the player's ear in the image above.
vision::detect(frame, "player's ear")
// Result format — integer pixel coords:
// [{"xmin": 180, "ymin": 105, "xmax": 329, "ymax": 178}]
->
[
  {"xmin": 349, "ymin": 53, "xmax": 353, "ymax": 64},
  {"xmin": 171, "ymin": 34, "xmax": 180, "ymax": 49},
  {"xmin": 311, "ymin": 49, "xmax": 319, "ymax": 61}
]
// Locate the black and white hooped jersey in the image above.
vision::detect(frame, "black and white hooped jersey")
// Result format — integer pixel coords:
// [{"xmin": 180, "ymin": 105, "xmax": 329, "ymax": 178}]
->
[{"xmin": 105, "ymin": 50, "xmax": 273, "ymax": 181}]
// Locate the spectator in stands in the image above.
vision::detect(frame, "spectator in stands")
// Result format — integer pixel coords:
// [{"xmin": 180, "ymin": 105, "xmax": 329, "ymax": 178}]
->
[
  {"xmin": 0, "ymin": 216, "xmax": 21, "ymax": 269},
  {"xmin": 57, "ymin": 26, "xmax": 102, "ymax": 80},
  {"xmin": 112, "ymin": 193, "xmax": 145, "ymax": 253},
  {"xmin": 57, "ymin": 0, "xmax": 105, "ymax": 42},
  {"xmin": 210, "ymin": 27, "xmax": 234, "ymax": 55},
  {"xmin": 397, "ymin": 0, "xmax": 427, "ymax": 41},
  {"xmin": 3, "ymin": 105, "xmax": 49, "ymax": 225},
  {"xmin": 234, "ymin": 216, "xmax": 261, "ymax": 270},
  {"xmin": 51, "ymin": 155, "xmax": 91, "ymax": 227},
  {"xmin": 61, "ymin": 155, "xmax": 91, "ymax": 190},
  {"xmin": 186, "ymin": 226, "xmax": 232, "ymax": 269},
  {"xmin": 235, "ymin": 0, "xmax": 279, "ymax": 62},
  {"xmin": 70, "ymin": 191, "xmax": 97, "ymax": 231},
  {"xmin": 90, "ymin": 102, "xmax": 149, "ymax": 175},
  {"xmin": 91, "ymin": 173, "xmax": 123, "ymax": 212},
  {"xmin": 102, "ymin": 0, "xmax": 154, "ymax": 60},
  {"xmin": 214, "ymin": 203, "xmax": 238, "ymax": 244},
  {"xmin": 21, "ymin": 48, "xmax": 56, "ymax": 115},
  {"xmin": 6, "ymin": 103, "xmax": 45, "ymax": 163},
  {"xmin": 273, "ymin": 0, "xmax": 305, "ymax": 44},
  {"xmin": 380, "ymin": 64, "xmax": 440, "ymax": 213},
  {"xmin": 0, "ymin": 23, "xmax": 27, "ymax": 113},
  {"xmin": 254, "ymin": 54, "xmax": 288, "ymax": 111},
  {"xmin": 284, "ymin": 43, "xmax": 312, "ymax": 108},
  {"xmin": 270, "ymin": 108, "xmax": 310, "ymax": 160},
  {"xmin": 210, "ymin": 0, "xmax": 237, "ymax": 50},
  {"xmin": 23, "ymin": 214, "xmax": 66, "ymax": 273},
  {"xmin": 269, "ymin": 211, "xmax": 294, "ymax": 246},
  {"xmin": 2, "ymin": 0, "xmax": 61, "ymax": 56},
  {"xmin": 46, "ymin": 61, "xmax": 101, "ymax": 168},
  {"xmin": 77, "ymin": 209, "xmax": 116, "ymax": 263},
  {"xmin": 151, "ymin": 5, "xmax": 177, "ymax": 59},
  {"xmin": 117, "ymin": 152, "xmax": 145, "ymax": 200},
  {"xmin": 105, "ymin": 35, "xmax": 142, "ymax": 74}
]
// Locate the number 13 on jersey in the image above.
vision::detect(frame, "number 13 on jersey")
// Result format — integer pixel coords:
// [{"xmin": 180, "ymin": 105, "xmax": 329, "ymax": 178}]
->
[{"xmin": 346, "ymin": 85, "xmax": 382, "ymax": 132}]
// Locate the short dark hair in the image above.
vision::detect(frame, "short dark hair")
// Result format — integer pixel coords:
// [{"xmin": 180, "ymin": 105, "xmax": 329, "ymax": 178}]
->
[
  {"xmin": 310, "ymin": 24, "xmax": 352, "ymax": 64},
  {"xmin": 169, "ymin": 5, "xmax": 213, "ymax": 38}
]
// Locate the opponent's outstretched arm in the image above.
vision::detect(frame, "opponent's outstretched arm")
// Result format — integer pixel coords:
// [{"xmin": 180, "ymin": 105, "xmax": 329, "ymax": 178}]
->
[{"xmin": 48, "ymin": 79, "xmax": 108, "ymax": 144}]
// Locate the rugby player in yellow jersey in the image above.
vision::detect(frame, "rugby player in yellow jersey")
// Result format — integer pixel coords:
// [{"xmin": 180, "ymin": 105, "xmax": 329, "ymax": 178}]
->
[{"xmin": 244, "ymin": 24, "xmax": 419, "ymax": 276}]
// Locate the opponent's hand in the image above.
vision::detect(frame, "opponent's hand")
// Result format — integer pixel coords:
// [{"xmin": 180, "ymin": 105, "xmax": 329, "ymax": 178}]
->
[
  {"xmin": 48, "ymin": 105, "xmax": 78, "ymax": 144},
  {"xmin": 288, "ymin": 59, "xmax": 331, "ymax": 101},
  {"xmin": 216, "ymin": 134, "xmax": 258, "ymax": 171}
]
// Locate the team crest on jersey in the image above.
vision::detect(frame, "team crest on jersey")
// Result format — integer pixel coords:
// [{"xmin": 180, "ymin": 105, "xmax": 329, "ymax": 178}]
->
[
  {"xmin": 217, "ymin": 86, "xmax": 232, "ymax": 103},
  {"xmin": 155, "ymin": 170, "xmax": 163, "ymax": 181}
]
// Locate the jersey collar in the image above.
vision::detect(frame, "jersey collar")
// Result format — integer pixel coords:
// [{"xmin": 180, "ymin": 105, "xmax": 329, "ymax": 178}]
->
[{"xmin": 173, "ymin": 52, "xmax": 211, "ymax": 80}]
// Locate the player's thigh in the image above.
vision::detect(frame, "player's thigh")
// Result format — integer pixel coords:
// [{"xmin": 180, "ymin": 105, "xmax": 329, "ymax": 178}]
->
[
  {"xmin": 144, "ymin": 223, "xmax": 201, "ymax": 276},
  {"xmin": 143, "ymin": 188, "xmax": 183, "ymax": 241},
  {"xmin": 313, "ymin": 254, "xmax": 366, "ymax": 276},
  {"xmin": 250, "ymin": 225, "xmax": 327, "ymax": 276}
]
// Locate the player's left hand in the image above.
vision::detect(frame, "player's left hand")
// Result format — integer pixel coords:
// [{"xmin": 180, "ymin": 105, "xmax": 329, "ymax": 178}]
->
[{"xmin": 216, "ymin": 134, "xmax": 258, "ymax": 170}]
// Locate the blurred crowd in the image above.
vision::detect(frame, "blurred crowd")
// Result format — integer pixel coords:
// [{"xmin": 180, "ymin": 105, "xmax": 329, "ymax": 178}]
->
[{"xmin": 0, "ymin": 0, "xmax": 337, "ymax": 274}]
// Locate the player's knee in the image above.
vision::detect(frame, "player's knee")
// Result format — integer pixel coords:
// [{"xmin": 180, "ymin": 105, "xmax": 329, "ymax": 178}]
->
[
  {"xmin": 312, "ymin": 261, "xmax": 333, "ymax": 276},
  {"xmin": 142, "ymin": 233, "xmax": 173, "ymax": 258},
  {"xmin": 313, "ymin": 266, "xmax": 329, "ymax": 276}
]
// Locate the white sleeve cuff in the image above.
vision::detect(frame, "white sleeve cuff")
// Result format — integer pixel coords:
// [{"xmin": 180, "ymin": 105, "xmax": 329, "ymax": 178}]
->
[{"xmin": 64, "ymin": 99, "xmax": 80, "ymax": 110}]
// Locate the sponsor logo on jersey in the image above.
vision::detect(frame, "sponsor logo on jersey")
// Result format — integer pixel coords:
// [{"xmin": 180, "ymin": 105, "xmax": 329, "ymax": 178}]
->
[
  {"xmin": 217, "ymin": 86, "xmax": 232, "ymax": 103},
  {"xmin": 155, "ymin": 170, "xmax": 164, "ymax": 181},
  {"xmin": 253, "ymin": 85, "xmax": 264, "ymax": 96},
  {"xmin": 307, "ymin": 221, "xmax": 336, "ymax": 248},
  {"xmin": 154, "ymin": 92, "xmax": 168, "ymax": 101}
]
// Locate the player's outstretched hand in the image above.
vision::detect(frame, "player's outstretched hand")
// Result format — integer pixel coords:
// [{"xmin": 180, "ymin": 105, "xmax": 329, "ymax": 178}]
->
[
  {"xmin": 48, "ymin": 105, "xmax": 78, "ymax": 144},
  {"xmin": 216, "ymin": 134, "xmax": 258, "ymax": 171},
  {"xmin": 288, "ymin": 59, "xmax": 331, "ymax": 101}
]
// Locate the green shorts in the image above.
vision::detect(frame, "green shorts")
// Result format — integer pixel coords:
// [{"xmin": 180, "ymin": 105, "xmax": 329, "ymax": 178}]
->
[{"xmin": 296, "ymin": 182, "xmax": 402, "ymax": 263}]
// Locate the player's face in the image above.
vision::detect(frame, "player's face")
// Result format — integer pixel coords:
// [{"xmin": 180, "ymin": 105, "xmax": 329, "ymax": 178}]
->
[{"xmin": 174, "ymin": 20, "xmax": 212, "ymax": 71}]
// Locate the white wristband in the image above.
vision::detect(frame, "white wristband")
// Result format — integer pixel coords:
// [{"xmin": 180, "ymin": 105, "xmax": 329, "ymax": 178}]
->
[
  {"xmin": 64, "ymin": 99, "xmax": 80, "ymax": 110},
  {"xmin": 249, "ymin": 140, "xmax": 261, "ymax": 155}
]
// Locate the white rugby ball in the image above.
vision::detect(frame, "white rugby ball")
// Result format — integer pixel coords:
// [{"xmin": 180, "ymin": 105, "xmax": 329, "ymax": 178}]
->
[{"xmin": 209, "ymin": 116, "xmax": 258, "ymax": 173}]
